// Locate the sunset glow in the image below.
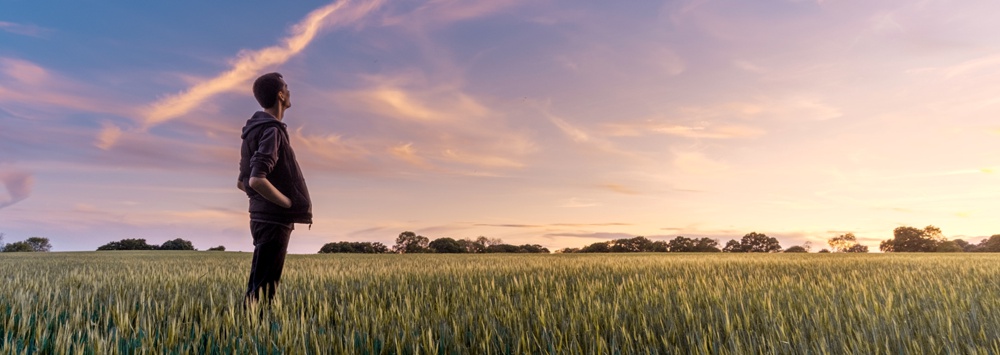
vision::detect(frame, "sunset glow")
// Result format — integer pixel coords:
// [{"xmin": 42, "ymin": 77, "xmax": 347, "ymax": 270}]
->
[{"xmin": 2, "ymin": 0, "xmax": 1000, "ymax": 253}]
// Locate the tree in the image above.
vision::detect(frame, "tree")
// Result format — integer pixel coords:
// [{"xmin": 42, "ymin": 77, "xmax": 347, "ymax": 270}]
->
[
  {"xmin": 668, "ymin": 236, "xmax": 721, "ymax": 252},
  {"xmin": 845, "ymin": 244, "xmax": 869, "ymax": 253},
  {"xmin": 2, "ymin": 241, "xmax": 33, "ymax": 252},
  {"xmin": 556, "ymin": 248, "xmax": 580, "ymax": 253},
  {"xmin": 458, "ymin": 238, "xmax": 487, "ymax": 253},
  {"xmin": 485, "ymin": 244, "xmax": 522, "ymax": 253},
  {"xmin": 319, "ymin": 241, "xmax": 388, "ymax": 253},
  {"xmin": 827, "ymin": 233, "xmax": 868, "ymax": 253},
  {"xmin": 818, "ymin": 249, "xmax": 830, "ymax": 253},
  {"xmin": 159, "ymin": 238, "xmax": 196, "ymax": 251},
  {"xmin": 784, "ymin": 245, "xmax": 808, "ymax": 253},
  {"xmin": 724, "ymin": 232, "xmax": 782, "ymax": 253},
  {"xmin": 208, "ymin": 246, "xmax": 226, "ymax": 251},
  {"xmin": 580, "ymin": 241, "xmax": 611, "ymax": 253},
  {"xmin": 976, "ymin": 235, "xmax": 1000, "ymax": 252},
  {"xmin": 1, "ymin": 237, "xmax": 51, "ymax": 252},
  {"xmin": 429, "ymin": 238, "xmax": 465, "ymax": 253},
  {"xmin": 517, "ymin": 244, "xmax": 550, "ymax": 253},
  {"xmin": 935, "ymin": 240, "xmax": 963, "ymax": 252},
  {"xmin": 722, "ymin": 239, "xmax": 745, "ymax": 253},
  {"xmin": 392, "ymin": 231, "xmax": 429, "ymax": 253},
  {"xmin": 97, "ymin": 238, "xmax": 158, "ymax": 251},
  {"xmin": 608, "ymin": 236, "xmax": 653, "ymax": 252},
  {"xmin": 476, "ymin": 236, "xmax": 502, "ymax": 247},
  {"xmin": 880, "ymin": 226, "xmax": 945, "ymax": 252}
]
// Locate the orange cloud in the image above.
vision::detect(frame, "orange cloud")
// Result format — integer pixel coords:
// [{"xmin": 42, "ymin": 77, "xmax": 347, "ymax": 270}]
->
[
  {"xmin": 95, "ymin": 122, "xmax": 123, "ymax": 150},
  {"xmin": 389, "ymin": 143, "xmax": 433, "ymax": 169},
  {"xmin": 143, "ymin": 0, "xmax": 385, "ymax": 128}
]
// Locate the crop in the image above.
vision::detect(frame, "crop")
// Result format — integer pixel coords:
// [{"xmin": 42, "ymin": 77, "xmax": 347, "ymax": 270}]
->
[{"xmin": 2, "ymin": 252, "xmax": 999, "ymax": 354}]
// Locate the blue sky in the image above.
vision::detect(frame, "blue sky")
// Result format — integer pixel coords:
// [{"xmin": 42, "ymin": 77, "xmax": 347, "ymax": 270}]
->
[{"xmin": 3, "ymin": 0, "xmax": 1000, "ymax": 253}]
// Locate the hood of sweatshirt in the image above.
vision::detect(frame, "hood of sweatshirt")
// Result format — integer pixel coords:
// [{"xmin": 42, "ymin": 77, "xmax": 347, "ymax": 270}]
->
[{"xmin": 241, "ymin": 111, "xmax": 286, "ymax": 139}]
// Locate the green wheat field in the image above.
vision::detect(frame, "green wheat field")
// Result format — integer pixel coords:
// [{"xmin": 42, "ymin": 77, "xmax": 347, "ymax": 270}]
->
[{"xmin": 2, "ymin": 252, "xmax": 999, "ymax": 354}]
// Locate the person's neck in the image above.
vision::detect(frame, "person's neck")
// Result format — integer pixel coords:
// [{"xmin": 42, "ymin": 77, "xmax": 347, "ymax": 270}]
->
[{"xmin": 264, "ymin": 106, "xmax": 284, "ymax": 121}]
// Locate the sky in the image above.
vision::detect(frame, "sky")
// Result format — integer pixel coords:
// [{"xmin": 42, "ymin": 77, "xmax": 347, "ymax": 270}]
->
[{"xmin": 2, "ymin": 0, "xmax": 1000, "ymax": 253}]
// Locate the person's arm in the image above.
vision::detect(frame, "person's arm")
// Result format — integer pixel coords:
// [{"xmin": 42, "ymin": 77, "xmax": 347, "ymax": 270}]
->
[
  {"xmin": 237, "ymin": 179, "xmax": 246, "ymax": 192},
  {"xmin": 248, "ymin": 176, "xmax": 291, "ymax": 208},
  {"xmin": 248, "ymin": 126, "xmax": 291, "ymax": 208}
]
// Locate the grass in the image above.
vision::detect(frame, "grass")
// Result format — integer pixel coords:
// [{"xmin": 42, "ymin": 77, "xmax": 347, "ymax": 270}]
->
[{"xmin": 1, "ymin": 252, "xmax": 999, "ymax": 354}]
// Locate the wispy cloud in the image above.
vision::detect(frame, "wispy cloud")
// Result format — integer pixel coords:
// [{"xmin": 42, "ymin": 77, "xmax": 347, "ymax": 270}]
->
[
  {"xmin": 604, "ymin": 121, "xmax": 765, "ymax": 139},
  {"xmin": 142, "ymin": 0, "xmax": 385, "ymax": 130},
  {"xmin": 0, "ymin": 21, "xmax": 52, "ymax": 37},
  {"xmin": 0, "ymin": 170, "xmax": 33, "ymax": 209},
  {"xmin": 0, "ymin": 57, "xmax": 130, "ymax": 115}
]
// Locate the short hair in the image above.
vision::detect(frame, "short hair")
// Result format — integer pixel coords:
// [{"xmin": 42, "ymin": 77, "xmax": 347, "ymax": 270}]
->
[{"xmin": 253, "ymin": 72, "xmax": 285, "ymax": 109}]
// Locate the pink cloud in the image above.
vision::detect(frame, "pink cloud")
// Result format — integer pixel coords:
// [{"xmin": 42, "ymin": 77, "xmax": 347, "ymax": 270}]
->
[{"xmin": 0, "ymin": 170, "xmax": 34, "ymax": 209}]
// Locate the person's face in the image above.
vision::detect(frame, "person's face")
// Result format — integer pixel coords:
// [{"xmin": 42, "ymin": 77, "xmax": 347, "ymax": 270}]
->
[{"xmin": 279, "ymin": 82, "xmax": 291, "ymax": 109}]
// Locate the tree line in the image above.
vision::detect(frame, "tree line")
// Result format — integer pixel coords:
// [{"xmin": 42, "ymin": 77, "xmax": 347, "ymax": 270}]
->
[
  {"xmin": 315, "ymin": 226, "xmax": 1000, "ymax": 254},
  {"xmin": 5, "ymin": 224, "xmax": 1000, "ymax": 254},
  {"xmin": 95, "ymin": 238, "xmax": 226, "ymax": 251},
  {"xmin": 318, "ymin": 232, "xmax": 549, "ymax": 254}
]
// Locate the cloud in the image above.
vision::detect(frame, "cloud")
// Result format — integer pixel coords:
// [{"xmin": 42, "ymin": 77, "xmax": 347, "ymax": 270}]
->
[
  {"xmin": 604, "ymin": 121, "xmax": 765, "ymax": 139},
  {"xmin": 292, "ymin": 128, "xmax": 378, "ymax": 173},
  {"xmin": 546, "ymin": 110, "xmax": 638, "ymax": 159},
  {"xmin": 143, "ymin": 0, "xmax": 385, "ymax": 129},
  {"xmin": 332, "ymin": 75, "xmax": 535, "ymax": 174},
  {"xmin": 343, "ymin": 84, "xmax": 490, "ymax": 123},
  {"xmin": 0, "ymin": 21, "xmax": 52, "ymax": 37},
  {"xmin": 389, "ymin": 143, "xmax": 434, "ymax": 169},
  {"xmin": 95, "ymin": 122, "xmax": 123, "ymax": 150},
  {"xmin": 381, "ymin": 0, "xmax": 525, "ymax": 28},
  {"xmin": 0, "ymin": 57, "xmax": 129, "ymax": 115},
  {"xmin": 0, "ymin": 170, "xmax": 34, "ymax": 209}
]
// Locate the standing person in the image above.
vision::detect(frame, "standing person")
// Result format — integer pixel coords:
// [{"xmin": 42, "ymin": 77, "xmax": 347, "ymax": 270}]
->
[{"xmin": 237, "ymin": 72, "xmax": 312, "ymax": 306}]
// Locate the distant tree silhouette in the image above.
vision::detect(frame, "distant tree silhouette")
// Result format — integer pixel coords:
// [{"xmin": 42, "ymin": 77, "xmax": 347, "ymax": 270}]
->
[
  {"xmin": 2, "ymin": 241, "xmax": 33, "ymax": 252},
  {"xmin": 1, "ymin": 237, "xmax": 51, "ymax": 252},
  {"xmin": 723, "ymin": 232, "xmax": 781, "ymax": 253},
  {"xmin": 319, "ymin": 241, "xmax": 388, "ymax": 253},
  {"xmin": 97, "ymin": 238, "xmax": 158, "ymax": 251},
  {"xmin": 880, "ymin": 226, "xmax": 944, "ymax": 252},
  {"xmin": 159, "ymin": 238, "xmax": 196, "ymax": 251},
  {"xmin": 429, "ymin": 238, "xmax": 465, "ymax": 253},
  {"xmin": 784, "ymin": 245, "xmax": 808, "ymax": 253},
  {"xmin": 667, "ymin": 236, "xmax": 721, "ymax": 252},
  {"xmin": 392, "ymin": 231, "xmax": 429, "ymax": 253},
  {"xmin": 828, "ymin": 233, "xmax": 868, "ymax": 253},
  {"xmin": 484, "ymin": 244, "xmax": 549, "ymax": 253},
  {"xmin": 580, "ymin": 241, "xmax": 611, "ymax": 253},
  {"xmin": 975, "ymin": 235, "xmax": 1000, "ymax": 252},
  {"xmin": 207, "ymin": 245, "xmax": 226, "ymax": 251}
]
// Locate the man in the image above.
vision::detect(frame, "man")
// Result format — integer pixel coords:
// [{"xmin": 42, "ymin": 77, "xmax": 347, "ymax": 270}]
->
[{"xmin": 237, "ymin": 72, "xmax": 312, "ymax": 305}]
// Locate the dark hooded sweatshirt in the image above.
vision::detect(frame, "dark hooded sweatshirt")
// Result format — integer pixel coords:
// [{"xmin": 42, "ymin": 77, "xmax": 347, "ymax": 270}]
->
[{"xmin": 238, "ymin": 111, "xmax": 313, "ymax": 225}]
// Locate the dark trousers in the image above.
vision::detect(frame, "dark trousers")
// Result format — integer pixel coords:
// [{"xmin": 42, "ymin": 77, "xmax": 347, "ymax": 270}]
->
[{"xmin": 245, "ymin": 221, "xmax": 292, "ymax": 305}]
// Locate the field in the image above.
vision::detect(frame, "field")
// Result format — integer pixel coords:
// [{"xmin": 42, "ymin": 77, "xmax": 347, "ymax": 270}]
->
[{"xmin": 2, "ymin": 252, "xmax": 999, "ymax": 354}]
